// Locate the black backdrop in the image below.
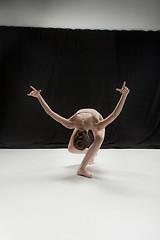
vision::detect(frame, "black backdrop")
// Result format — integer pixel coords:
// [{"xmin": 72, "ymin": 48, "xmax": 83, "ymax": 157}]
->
[{"xmin": 0, "ymin": 26, "xmax": 160, "ymax": 149}]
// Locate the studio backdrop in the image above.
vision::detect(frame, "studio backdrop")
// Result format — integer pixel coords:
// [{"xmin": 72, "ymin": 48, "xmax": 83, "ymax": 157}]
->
[{"xmin": 0, "ymin": 26, "xmax": 160, "ymax": 149}]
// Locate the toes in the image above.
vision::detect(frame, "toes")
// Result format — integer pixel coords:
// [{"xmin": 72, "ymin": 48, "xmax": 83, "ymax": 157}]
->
[{"xmin": 77, "ymin": 169, "xmax": 93, "ymax": 178}]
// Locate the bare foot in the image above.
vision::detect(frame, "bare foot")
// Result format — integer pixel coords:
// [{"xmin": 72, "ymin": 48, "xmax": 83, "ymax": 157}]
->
[{"xmin": 77, "ymin": 168, "xmax": 93, "ymax": 178}]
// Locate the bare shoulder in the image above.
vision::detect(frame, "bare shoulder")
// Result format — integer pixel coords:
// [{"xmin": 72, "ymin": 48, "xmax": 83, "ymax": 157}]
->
[
  {"xmin": 65, "ymin": 113, "xmax": 77, "ymax": 129},
  {"xmin": 68, "ymin": 113, "xmax": 77, "ymax": 122}
]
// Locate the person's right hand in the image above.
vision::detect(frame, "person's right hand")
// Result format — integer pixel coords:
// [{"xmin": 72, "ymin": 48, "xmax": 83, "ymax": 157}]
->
[{"xmin": 27, "ymin": 86, "xmax": 42, "ymax": 98}]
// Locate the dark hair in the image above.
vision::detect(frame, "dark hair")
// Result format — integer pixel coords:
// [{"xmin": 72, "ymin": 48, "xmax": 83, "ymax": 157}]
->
[{"xmin": 73, "ymin": 129, "xmax": 94, "ymax": 150}]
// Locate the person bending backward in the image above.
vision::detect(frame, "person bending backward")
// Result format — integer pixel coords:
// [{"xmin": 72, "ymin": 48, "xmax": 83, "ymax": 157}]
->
[{"xmin": 27, "ymin": 81, "xmax": 130, "ymax": 178}]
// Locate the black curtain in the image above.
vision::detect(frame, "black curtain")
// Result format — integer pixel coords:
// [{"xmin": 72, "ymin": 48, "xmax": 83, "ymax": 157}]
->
[{"xmin": 0, "ymin": 26, "xmax": 160, "ymax": 149}]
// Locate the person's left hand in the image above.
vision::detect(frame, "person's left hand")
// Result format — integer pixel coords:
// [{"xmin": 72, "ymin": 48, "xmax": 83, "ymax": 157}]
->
[{"xmin": 116, "ymin": 81, "xmax": 130, "ymax": 96}]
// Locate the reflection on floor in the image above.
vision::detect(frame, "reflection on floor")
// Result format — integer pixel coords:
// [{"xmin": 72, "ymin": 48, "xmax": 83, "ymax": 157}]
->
[{"xmin": 0, "ymin": 149, "xmax": 160, "ymax": 240}]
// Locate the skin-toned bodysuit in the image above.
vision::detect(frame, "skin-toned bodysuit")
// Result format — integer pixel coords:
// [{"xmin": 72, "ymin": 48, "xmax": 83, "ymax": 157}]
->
[{"xmin": 27, "ymin": 81, "xmax": 130, "ymax": 178}]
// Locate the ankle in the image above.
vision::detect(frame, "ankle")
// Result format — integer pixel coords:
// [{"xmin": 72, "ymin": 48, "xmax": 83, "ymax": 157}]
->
[{"xmin": 79, "ymin": 166, "xmax": 84, "ymax": 171}]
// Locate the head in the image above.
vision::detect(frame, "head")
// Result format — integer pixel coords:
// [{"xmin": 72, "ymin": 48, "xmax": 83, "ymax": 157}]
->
[{"xmin": 73, "ymin": 129, "xmax": 94, "ymax": 150}]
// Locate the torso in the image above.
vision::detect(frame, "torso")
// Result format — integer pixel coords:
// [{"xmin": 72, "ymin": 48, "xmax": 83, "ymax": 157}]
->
[{"xmin": 74, "ymin": 108, "xmax": 103, "ymax": 132}]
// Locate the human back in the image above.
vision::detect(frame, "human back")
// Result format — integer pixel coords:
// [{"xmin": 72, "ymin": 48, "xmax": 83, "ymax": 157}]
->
[
  {"xmin": 75, "ymin": 108, "xmax": 103, "ymax": 131},
  {"xmin": 76, "ymin": 108, "xmax": 103, "ymax": 121}
]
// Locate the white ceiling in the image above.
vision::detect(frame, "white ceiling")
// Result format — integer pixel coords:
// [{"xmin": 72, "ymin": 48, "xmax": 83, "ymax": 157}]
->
[{"xmin": 0, "ymin": 0, "xmax": 159, "ymax": 30}]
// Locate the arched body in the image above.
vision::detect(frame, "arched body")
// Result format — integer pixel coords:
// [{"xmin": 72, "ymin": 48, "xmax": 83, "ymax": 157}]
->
[
  {"xmin": 68, "ymin": 108, "xmax": 105, "ymax": 154},
  {"xmin": 27, "ymin": 81, "xmax": 130, "ymax": 178}
]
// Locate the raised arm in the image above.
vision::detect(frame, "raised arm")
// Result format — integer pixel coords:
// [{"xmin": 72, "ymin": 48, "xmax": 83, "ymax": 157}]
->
[
  {"xmin": 27, "ymin": 86, "xmax": 75, "ymax": 129},
  {"xmin": 95, "ymin": 82, "xmax": 130, "ymax": 131}
]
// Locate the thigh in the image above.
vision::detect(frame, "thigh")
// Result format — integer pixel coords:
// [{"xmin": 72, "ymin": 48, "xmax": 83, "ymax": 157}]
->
[
  {"xmin": 68, "ymin": 128, "xmax": 77, "ymax": 149},
  {"xmin": 92, "ymin": 128, "xmax": 105, "ymax": 142},
  {"xmin": 89, "ymin": 128, "xmax": 105, "ymax": 153}
]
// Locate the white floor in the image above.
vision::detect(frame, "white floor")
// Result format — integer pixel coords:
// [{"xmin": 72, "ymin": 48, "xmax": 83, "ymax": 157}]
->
[{"xmin": 0, "ymin": 149, "xmax": 160, "ymax": 240}]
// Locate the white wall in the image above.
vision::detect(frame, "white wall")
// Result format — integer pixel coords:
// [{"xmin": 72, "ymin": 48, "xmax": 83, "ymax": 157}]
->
[{"xmin": 0, "ymin": 0, "xmax": 159, "ymax": 30}]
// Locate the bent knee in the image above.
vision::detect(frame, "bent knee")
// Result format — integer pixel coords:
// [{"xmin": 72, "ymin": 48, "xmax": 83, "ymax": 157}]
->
[
  {"xmin": 68, "ymin": 145, "xmax": 74, "ymax": 153},
  {"xmin": 94, "ymin": 129, "xmax": 105, "ymax": 142},
  {"xmin": 95, "ymin": 134, "xmax": 104, "ymax": 142}
]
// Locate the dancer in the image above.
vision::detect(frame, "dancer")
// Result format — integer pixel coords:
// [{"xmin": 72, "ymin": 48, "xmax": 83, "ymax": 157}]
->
[{"xmin": 27, "ymin": 81, "xmax": 130, "ymax": 178}]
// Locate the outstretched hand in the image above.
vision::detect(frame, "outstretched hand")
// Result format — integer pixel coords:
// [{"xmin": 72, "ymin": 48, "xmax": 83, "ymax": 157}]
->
[
  {"xmin": 27, "ymin": 86, "xmax": 42, "ymax": 98},
  {"xmin": 116, "ymin": 81, "xmax": 130, "ymax": 96}
]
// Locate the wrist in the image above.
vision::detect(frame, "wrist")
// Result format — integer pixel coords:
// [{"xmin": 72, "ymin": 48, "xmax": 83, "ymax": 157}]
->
[
  {"xmin": 37, "ymin": 94, "xmax": 41, "ymax": 100},
  {"xmin": 122, "ymin": 89, "xmax": 130, "ymax": 97},
  {"xmin": 122, "ymin": 92, "xmax": 128, "ymax": 98}
]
